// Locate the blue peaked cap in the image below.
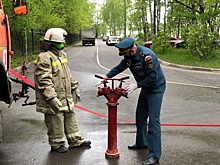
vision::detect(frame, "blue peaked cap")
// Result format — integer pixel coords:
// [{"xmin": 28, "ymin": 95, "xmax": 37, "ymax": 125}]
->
[{"xmin": 115, "ymin": 38, "xmax": 134, "ymax": 56}]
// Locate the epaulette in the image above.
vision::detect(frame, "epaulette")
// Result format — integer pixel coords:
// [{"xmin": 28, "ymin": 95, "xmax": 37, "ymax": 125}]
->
[
  {"xmin": 140, "ymin": 51, "xmax": 151, "ymax": 61},
  {"xmin": 140, "ymin": 51, "xmax": 146, "ymax": 57}
]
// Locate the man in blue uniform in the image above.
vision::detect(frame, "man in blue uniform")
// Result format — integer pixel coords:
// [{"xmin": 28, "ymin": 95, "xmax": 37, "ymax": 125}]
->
[{"xmin": 96, "ymin": 38, "xmax": 166, "ymax": 165}]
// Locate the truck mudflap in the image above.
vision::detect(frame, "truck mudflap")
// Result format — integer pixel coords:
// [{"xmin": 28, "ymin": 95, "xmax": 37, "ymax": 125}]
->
[{"xmin": 0, "ymin": 59, "xmax": 12, "ymax": 105}]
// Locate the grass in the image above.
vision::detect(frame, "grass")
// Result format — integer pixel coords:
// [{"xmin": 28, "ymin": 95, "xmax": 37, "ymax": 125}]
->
[
  {"xmin": 157, "ymin": 48, "xmax": 220, "ymax": 69},
  {"xmin": 11, "ymin": 53, "xmax": 39, "ymax": 69}
]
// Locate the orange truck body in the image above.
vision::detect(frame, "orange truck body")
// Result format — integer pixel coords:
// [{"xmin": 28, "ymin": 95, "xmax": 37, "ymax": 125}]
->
[{"xmin": 0, "ymin": 0, "xmax": 28, "ymax": 142}]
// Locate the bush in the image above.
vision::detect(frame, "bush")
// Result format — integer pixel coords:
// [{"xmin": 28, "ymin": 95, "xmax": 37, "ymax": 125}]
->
[
  {"xmin": 182, "ymin": 25, "xmax": 220, "ymax": 59},
  {"xmin": 136, "ymin": 32, "xmax": 144, "ymax": 40},
  {"xmin": 151, "ymin": 32, "xmax": 171, "ymax": 54}
]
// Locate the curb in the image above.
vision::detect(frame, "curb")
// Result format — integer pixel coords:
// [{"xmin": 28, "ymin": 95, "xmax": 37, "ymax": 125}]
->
[{"xmin": 159, "ymin": 59, "xmax": 220, "ymax": 72}]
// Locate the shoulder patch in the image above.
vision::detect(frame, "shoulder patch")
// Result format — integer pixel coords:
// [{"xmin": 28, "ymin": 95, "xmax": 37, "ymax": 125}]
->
[
  {"xmin": 144, "ymin": 55, "xmax": 152, "ymax": 62},
  {"xmin": 145, "ymin": 55, "xmax": 153, "ymax": 69},
  {"xmin": 147, "ymin": 61, "xmax": 153, "ymax": 69}
]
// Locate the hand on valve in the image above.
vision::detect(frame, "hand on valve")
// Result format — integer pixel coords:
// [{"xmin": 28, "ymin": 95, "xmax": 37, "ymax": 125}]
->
[
  {"xmin": 95, "ymin": 75, "xmax": 108, "ymax": 87},
  {"xmin": 124, "ymin": 83, "xmax": 138, "ymax": 95}
]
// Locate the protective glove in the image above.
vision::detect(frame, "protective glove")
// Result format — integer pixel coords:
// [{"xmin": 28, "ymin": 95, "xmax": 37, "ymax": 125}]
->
[
  {"xmin": 48, "ymin": 97, "xmax": 62, "ymax": 113},
  {"xmin": 124, "ymin": 83, "xmax": 138, "ymax": 95},
  {"xmin": 72, "ymin": 88, "xmax": 81, "ymax": 104}
]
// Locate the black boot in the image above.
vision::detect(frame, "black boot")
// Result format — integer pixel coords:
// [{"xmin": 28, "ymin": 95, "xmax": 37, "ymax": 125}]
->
[
  {"xmin": 70, "ymin": 140, "xmax": 91, "ymax": 148},
  {"xmin": 128, "ymin": 144, "xmax": 148, "ymax": 149},
  {"xmin": 51, "ymin": 145, "xmax": 68, "ymax": 153}
]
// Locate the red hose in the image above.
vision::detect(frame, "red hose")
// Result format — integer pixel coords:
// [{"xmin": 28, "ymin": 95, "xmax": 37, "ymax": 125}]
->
[
  {"xmin": 8, "ymin": 70, "xmax": 220, "ymax": 127},
  {"xmin": 75, "ymin": 104, "xmax": 220, "ymax": 127},
  {"xmin": 161, "ymin": 123, "xmax": 220, "ymax": 127}
]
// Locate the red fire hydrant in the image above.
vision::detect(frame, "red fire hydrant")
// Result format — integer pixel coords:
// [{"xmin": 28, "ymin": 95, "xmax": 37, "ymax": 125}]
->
[{"xmin": 95, "ymin": 75, "xmax": 129, "ymax": 158}]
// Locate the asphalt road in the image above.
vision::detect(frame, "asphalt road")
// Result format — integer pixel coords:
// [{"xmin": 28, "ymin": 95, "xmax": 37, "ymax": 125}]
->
[{"xmin": 0, "ymin": 39, "xmax": 220, "ymax": 165}]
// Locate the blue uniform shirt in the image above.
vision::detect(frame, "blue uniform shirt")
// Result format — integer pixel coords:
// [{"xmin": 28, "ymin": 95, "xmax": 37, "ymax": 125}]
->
[{"xmin": 106, "ymin": 45, "xmax": 166, "ymax": 93}]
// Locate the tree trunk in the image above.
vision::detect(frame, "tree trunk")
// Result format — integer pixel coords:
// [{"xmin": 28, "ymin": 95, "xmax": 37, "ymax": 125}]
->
[{"xmin": 157, "ymin": 0, "xmax": 161, "ymax": 33}]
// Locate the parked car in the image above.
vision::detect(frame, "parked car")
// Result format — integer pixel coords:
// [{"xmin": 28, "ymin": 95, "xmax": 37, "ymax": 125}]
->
[
  {"xmin": 144, "ymin": 37, "xmax": 186, "ymax": 48},
  {"xmin": 102, "ymin": 36, "xmax": 109, "ymax": 41},
  {"xmin": 106, "ymin": 36, "xmax": 120, "ymax": 46},
  {"xmin": 130, "ymin": 36, "xmax": 139, "ymax": 41}
]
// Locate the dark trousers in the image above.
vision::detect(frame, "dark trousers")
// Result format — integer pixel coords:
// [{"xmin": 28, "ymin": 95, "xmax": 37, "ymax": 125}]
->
[{"xmin": 135, "ymin": 88, "xmax": 165, "ymax": 158}]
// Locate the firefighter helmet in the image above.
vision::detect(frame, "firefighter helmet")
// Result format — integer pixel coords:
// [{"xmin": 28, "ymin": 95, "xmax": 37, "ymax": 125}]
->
[{"xmin": 44, "ymin": 28, "xmax": 67, "ymax": 43}]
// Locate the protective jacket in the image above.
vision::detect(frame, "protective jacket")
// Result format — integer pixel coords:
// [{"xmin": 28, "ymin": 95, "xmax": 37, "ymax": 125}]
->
[{"xmin": 34, "ymin": 47, "xmax": 79, "ymax": 114}]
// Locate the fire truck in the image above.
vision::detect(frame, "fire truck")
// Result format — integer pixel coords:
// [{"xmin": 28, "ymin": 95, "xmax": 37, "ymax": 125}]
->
[{"xmin": 0, "ymin": 0, "xmax": 33, "ymax": 142}]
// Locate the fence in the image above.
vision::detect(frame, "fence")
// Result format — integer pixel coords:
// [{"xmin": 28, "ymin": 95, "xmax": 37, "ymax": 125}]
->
[{"xmin": 10, "ymin": 30, "xmax": 81, "ymax": 56}]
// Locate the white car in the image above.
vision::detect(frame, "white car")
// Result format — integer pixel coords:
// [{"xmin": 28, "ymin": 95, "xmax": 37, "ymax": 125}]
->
[{"xmin": 106, "ymin": 36, "xmax": 120, "ymax": 46}]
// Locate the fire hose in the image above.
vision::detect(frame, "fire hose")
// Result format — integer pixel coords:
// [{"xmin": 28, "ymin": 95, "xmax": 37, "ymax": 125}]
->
[{"xmin": 8, "ymin": 69, "xmax": 220, "ymax": 127}]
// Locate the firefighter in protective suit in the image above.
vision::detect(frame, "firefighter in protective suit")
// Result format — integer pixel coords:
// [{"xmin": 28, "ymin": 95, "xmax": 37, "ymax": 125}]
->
[{"xmin": 34, "ymin": 28, "xmax": 91, "ymax": 153}]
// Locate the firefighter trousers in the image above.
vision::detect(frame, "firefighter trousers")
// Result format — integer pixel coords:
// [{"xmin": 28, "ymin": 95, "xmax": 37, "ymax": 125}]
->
[{"xmin": 44, "ymin": 111, "xmax": 85, "ymax": 148}]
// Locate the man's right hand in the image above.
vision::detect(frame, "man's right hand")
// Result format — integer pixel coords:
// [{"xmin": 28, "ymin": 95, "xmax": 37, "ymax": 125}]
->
[{"xmin": 48, "ymin": 97, "xmax": 62, "ymax": 113}]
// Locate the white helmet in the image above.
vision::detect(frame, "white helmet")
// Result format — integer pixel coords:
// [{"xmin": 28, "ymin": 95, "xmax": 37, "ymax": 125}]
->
[{"xmin": 44, "ymin": 28, "xmax": 67, "ymax": 43}]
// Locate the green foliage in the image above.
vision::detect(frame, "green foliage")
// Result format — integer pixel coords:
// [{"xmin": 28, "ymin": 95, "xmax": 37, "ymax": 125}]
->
[
  {"xmin": 182, "ymin": 25, "xmax": 220, "ymax": 59},
  {"xmin": 135, "ymin": 40, "xmax": 144, "ymax": 46},
  {"xmin": 151, "ymin": 32, "xmax": 171, "ymax": 54},
  {"xmin": 3, "ymin": 0, "xmax": 96, "ymax": 34},
  {"xmin": 136, "ymin": 32, "xmax": 144, "ymax": 40},
  {"xmin": 101, "ymin": 0, "xmax": 131, "ymax": 36},
  {"xmin": 11, "ymin": 53, "xmax": 38, "ymax": 69}
]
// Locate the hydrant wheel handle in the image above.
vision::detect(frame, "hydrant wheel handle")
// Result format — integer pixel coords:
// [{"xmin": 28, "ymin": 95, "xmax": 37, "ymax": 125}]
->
[
  {"xmin": 95, "ymin": 74, "xmax": 104, "ymax": 79},
  {"xmin": 95, "ymin": 74, "xmax": 129, "ymax": 81},
  {"xmin": 120, "ymin": 76, "xmax": 129, "ymax": 80}
]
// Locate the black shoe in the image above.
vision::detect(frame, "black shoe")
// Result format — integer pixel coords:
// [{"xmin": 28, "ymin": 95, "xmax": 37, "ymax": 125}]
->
[
  {"xmin": 128, "ymin": 144, "xmax": 148, "ymax": 149},
  {"xmin": 80, "ymin": 140, "xmax": 91, "ymax": 147},
  {"xmin": 51, "ymin": 145, "xmax": 68, "ymax": 153},
  {"xmin": 70, "ymin": 140, "xmax": 91, "ymax": 148},
  {"xmin": 143, "ymin": 157, "xmax": 159, "ymax": 165}
]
